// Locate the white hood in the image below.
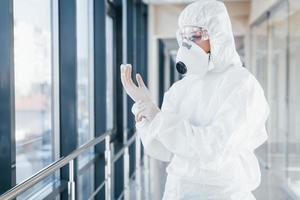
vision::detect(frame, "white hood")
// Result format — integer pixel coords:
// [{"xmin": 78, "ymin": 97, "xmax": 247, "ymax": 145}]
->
[{"xmin": 178, "ymin": 0, "xmax": 243, "ymax": 72}]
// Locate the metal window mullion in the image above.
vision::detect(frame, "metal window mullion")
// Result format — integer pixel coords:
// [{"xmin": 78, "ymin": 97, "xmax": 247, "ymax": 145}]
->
[
  {"xmin": 93, "ymin": 0, "xmax": 107, "ymax": 199},
  {"xmin": 51, "ymin": 0, "xmax": 60, "ymax": 164},
  {"xmin": 158, "ymin": 40, "xmax": 165, "ymax": 107},
  {"xmin": 0, "ymin": 0, "xmax": 16, "ymax": 195},
  {"xmin": 115, "ymin": 4, "xmax": 125, "ymax": 198},
  {"xmin": 122, "ymin": 1, "xmax": 138, "ymax": 199},
  {"xmin": 88, "ymin": 0, "xmax": 96, "ymax": 196},
  {"xmin": 58, "ymin": 0, "xmax": 78, "ymax": 199},
  {"xmin": 50, "ymin": 1, "xmax": 61, "ymax": 198},
  {"xmin": 140, "ymin": 2, "xmax": 148, "ymax": 84},
  {"xmin": 123, "ymin": 0, "xmax": 135, "ymax": 135}
]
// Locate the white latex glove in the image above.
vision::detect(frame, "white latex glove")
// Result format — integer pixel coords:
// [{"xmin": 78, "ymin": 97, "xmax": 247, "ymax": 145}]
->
[
  {"xmin": 131, "ymin": 100, "xmax": 160, "ymax": 123},
  {"xmin": 120, "ymin": 64, "xmax": 152, "ymax": 102},
  {"xmin": 132, "ymin": 101, "xmax": 173, "ymax": 162}
]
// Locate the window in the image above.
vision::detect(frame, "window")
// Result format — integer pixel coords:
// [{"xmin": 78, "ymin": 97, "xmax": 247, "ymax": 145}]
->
[
  {"xmin": 13, "ymin": 0, "xmax": 59, "ymax": 198},
  {"xmin": 14, "ymin": 0, "xmax": 56, "ymax": 183},
  {"xmin": 287, "ymin": 0, "xmax": 300, "ymax": 196},
  {"xmin": 251, "ymin": 0, "xmax": 289, "ymax": 176},
  {"xmin": 251, "ymin": 19, "xmax": 269, "ymax": 165},
  {"xmin": 76, "ymin": 0, "xmax": 94, "ymax": 147},
  {"xmin": 76, "ymin": 0, "xmax": 95, "ymax": 199},
  {"xmin": 250, "ymin": 1, "xmax": 300, "ymax": 197},
  {"xmin": 268, "ymin": 4, "xmax": 289, "ymax": 179}
]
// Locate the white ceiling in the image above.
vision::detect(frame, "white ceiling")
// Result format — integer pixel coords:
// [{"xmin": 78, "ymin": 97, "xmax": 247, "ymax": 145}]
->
[{"xmin": 143, "ymin": 0, "xmax": 250, "ymax": 4}]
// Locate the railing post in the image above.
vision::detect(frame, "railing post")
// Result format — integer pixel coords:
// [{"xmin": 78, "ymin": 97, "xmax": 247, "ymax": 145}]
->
[
  {"xmin": 68, "ymin": 160, "xmax": 76, "ymax": 200},
  {"xmin": 143, "ymin": 155, "xmax": 150, "ymax": 200},
  {"xmin": 135, "ymin": 135, "xmax": 142, "ymax": 200},
  {"xmin": 123, "ymin": 146, "xmax": 130, "ymax": 200},
  {"xmin": 110, "ymin": 143, "xmax": 115, "ymax": 198},
  {"xmin": 105, "ymin": 135, "xmax": 112, "ymax": 200}
]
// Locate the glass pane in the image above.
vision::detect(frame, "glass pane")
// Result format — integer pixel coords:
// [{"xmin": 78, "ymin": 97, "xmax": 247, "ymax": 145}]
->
[
  {"xmin": 235, "ymin": 36, "xmax": 245, "ymax": 67},
  {"xmin": 76, "ymin": 0, "xmax": 94, "ymax": 199},
  {"xmin": 106, "ymin": 16, "xmax": 116, "ymax": 131},
  {"xmin": 78, "ymin": 165, "xmax": 95, "ymax": 200},
  {"xmin": 268, "ymin": 4, "xmax": 288, "ymax": 178},
  {"xmin": 287, "ymin": 0, "xmax": 300, "ymax": 196},
  {"xmin": 13, "ymin": 0, "xmax": 59, "ymax": 198},
  {"xmin": 14, "ymin": 0, "xmax": 54, "ymax": 182},
  {"xmin": 76, "ymin": 0, "xmax": 94, "ymax": 146},
  {"xmin": 251, "ymin": 20, "xmax": 269, "ymax": 164}
]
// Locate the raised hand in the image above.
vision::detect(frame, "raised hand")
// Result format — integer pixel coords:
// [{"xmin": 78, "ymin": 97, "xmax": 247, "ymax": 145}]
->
[{"xmin": 120, "ymin": 64, "xmax": 152, "ymax": 102}]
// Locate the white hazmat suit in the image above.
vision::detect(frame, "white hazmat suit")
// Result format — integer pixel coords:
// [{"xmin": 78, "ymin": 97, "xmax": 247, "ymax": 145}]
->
[{"xmin": 127, "ymin": 0, "xmax": 270, "ymax": 199}]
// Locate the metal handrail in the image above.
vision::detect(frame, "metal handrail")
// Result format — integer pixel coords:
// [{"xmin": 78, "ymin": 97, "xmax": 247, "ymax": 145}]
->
[
  {"xmin": 0, "ymin": 129, "xmax": 144, "ymax": 200},
  {"xmin": 0, "ymin": 131, "xmax": 111, "ymax": 200},
  {"xmin": 113, "ymin": 133, "xmax": 137, "ymax": 163}
]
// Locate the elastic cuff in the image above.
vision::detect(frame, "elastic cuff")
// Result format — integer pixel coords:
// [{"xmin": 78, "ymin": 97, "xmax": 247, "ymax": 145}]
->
[
  {"xmin": 136, "ymin": 118, "xmax": 149, "ymax": 130},
  {"xmin": 147, "ymin": 111, "xmax": 164, "ymax": 139}
]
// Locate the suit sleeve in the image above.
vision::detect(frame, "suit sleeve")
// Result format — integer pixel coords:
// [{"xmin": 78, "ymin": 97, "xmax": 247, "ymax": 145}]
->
[{"xmin": 135, "ymin": 89, "xmax": 176, "ymax": 162}]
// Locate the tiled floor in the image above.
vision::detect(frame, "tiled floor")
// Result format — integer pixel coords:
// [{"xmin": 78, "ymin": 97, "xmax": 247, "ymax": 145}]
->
[
  {"xmin": 253, "ymin": 167, "xmax": 296, "ymax": 200},
  {"xmin": 130, "ymin": 166, "xmax": 299, "ymax": 200}
]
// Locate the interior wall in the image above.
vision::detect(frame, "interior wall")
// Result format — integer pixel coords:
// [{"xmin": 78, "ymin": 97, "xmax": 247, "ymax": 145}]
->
[
  {"xmin": 249, "ymin": 0, "xmax": 278, "ymax": 23},
  {"xmin": 147, "ymin": 4, "xmax": 184, "ymax": 105}
]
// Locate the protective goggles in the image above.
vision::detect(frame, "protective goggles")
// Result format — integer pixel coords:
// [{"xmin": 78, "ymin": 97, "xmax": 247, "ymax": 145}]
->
[{"xmin": 176, "ymin": 26, "xmax": 209, "ymax": 46}]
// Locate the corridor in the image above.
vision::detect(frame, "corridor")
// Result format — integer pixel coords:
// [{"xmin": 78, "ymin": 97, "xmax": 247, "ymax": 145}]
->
[{"xmin": 0, "ymin": 0, "xmax": 299, "ymax": 199}]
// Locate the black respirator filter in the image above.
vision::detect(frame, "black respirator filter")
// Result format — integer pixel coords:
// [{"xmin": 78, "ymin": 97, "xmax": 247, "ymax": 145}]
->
[{"xmin": 176, "ymin": 61, "xmax": 187, "ymax": 74}]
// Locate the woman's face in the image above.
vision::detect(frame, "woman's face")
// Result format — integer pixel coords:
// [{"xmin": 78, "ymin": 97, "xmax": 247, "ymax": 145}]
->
[
  {"xmin": 194, "ymin": 39, "xmax": 211, "ymax": 54},
  {"xmin": 177, "ymin": 26, "xmax": 211, "ymax": 54},
  {"xmin": 190, "ymin": 30, "xmax": 211, "ymax": 53}
]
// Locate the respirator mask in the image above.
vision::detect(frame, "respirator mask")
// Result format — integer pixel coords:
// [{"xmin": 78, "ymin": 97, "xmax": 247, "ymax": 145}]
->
[{"xmin": 176, "ymin": 26, "xmax": 210, "ymax": 77}]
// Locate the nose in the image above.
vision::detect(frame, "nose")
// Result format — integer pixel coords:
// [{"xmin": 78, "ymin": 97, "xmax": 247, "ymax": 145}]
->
[{"xmin": 176, "ymin": 61, "xmax": 187, "ymax": 74}]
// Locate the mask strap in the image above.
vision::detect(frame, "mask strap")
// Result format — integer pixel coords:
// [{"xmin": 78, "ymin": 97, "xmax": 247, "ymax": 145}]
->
[{"xmin": 208, "ymin": 52, "xmax": 214, "ymax": 71}]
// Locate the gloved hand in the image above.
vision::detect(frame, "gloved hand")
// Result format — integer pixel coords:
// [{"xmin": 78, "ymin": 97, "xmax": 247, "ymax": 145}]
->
[
  {"xmin": 132, "ymin": 100, "xmax": 173, "ymax": 162},
  {"xmin": 120, "ymin": 64, "xmax": 152, "ymax": 102},
  {"xmin": 131, "ymin": 100, "xmax": 160, "ymax": 123}
]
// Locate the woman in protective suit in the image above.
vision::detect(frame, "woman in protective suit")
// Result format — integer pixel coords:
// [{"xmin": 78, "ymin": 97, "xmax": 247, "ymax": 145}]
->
[{"xmin": 120, "ymin": 0, "xmax": 269, "ymax": 199}]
